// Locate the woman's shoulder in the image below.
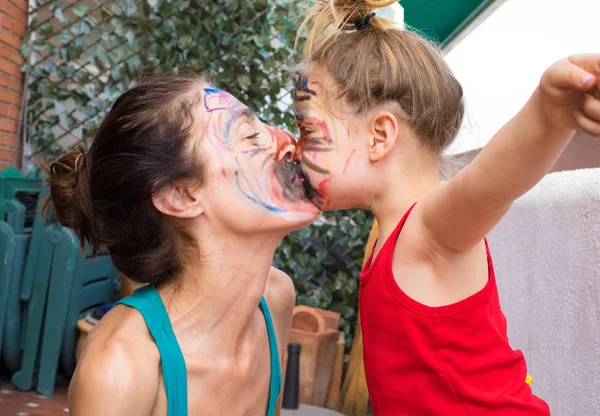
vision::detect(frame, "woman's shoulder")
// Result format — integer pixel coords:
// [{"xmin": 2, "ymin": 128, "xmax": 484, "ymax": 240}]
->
[
  {"xmin": 265, "ymin": 267, "xmax": 296, "ymax": 313},
  {"xmin": 68, "ymin": 305, "xmax": 161, "ymax": 415},
  {"xmin": 264, "ymin": 267, "xmax": 296, "ymax": 339}
]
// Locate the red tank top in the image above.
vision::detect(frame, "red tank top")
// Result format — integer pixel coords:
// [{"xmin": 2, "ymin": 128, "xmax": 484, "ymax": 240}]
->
[{"xmin": 359, "ymin": 204, "xmax": 550, "ymax": 415}]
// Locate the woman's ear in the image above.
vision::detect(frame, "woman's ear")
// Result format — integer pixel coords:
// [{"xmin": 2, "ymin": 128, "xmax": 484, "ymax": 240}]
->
[
  {"xmin": 152, "ymin": 181, "xmax": 204, "ymax": 219},
  {"xmin": 367, "ymin": 111, "xmax": 399, "ymax": 163}
]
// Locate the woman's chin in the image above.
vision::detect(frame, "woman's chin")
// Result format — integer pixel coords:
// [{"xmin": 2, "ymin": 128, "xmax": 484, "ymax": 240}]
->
[
  {"xmin": 278, "ymin": 198, "xmax": 321, "ymax": 222},
  {"xmin": 267, "ymin": 168, "xmax": 321, "ymax": 220}
]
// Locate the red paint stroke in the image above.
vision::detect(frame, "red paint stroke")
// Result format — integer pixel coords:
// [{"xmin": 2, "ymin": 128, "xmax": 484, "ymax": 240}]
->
[
  {"xmin": 342, "ymin": 149, "xmax": 356, "ymax": 174},
  {"xmin": 298, "ymin": 117, "xmax": 331, "ymax": 141},
  {"xmin": 317, "ymin": 177, "xmax": 332, "ymax": 209}
]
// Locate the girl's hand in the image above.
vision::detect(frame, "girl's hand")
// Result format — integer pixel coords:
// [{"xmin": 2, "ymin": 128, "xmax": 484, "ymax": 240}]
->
[
  {"xmin": 539, "ymin": 54, "xmax": 600, "ymax": 136},
  {"xmin": 419, "ymin": 54, "xmax": 600, "ymax": 255}
]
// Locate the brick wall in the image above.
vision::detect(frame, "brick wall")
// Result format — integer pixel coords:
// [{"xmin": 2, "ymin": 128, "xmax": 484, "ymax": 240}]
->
[{"xmin": 0, "ymin": 0, "xmax": 26, "ymax": 169}]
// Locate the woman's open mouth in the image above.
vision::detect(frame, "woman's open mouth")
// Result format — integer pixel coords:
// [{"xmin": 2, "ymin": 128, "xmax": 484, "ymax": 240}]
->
[
  {"xmin": 274, "ymin": 161, "xmax": 322, "ymax": 205},
  {"xmin": 295, "ymin": 162, "xmax": 322, "ymax": 204}
]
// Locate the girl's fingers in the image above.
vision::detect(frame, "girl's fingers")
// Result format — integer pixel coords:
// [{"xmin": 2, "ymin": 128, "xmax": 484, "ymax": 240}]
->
[{"xmin": 574, "ymin": 109, "xmax": 600, "ymax": 137}]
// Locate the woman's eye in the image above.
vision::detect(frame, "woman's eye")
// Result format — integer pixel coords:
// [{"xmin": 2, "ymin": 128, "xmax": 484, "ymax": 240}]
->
[{"xmin": 246, "ymin": 132, "xmax": 260, "ymax": 140}]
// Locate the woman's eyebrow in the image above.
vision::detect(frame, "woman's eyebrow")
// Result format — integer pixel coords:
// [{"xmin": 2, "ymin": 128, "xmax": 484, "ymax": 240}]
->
[
  {"xmin": 235, "ymin": 108, "xmax": 257, "ymax": 122},
  {"xmin": 226, "ymin": 108, "xmax": 257, "ymax": 133}
]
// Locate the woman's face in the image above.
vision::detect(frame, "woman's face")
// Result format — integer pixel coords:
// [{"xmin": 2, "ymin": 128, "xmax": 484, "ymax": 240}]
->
[{"xmin": 196, "ymin": 87, "xmax": 320, "ymax": 233}]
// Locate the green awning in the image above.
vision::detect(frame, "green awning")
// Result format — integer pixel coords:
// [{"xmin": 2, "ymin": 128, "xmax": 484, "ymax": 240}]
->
[{"xmin": 401, "ymin": 0, "xmax": 497, "ymax": 46}]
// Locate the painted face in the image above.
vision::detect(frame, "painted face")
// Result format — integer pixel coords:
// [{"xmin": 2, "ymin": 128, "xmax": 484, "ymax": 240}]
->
[
  {"xmin": 294, "ymin": 71, "xmax": 369, "ymax": 210},
  {"xmin": 200, "ymin": 87, "xmax": 320, "ymax": 228}
]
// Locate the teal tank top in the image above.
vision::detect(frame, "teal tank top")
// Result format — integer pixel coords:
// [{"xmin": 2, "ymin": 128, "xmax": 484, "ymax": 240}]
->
[{"xmin": 117, "ymin": 285, "xmax": 282, "ymax": 416}]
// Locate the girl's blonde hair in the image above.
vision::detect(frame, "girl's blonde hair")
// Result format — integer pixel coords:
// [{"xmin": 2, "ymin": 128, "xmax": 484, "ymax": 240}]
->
[{"xmin": 297, "ymin": 0, "xmax": 464, "ymax": 154}]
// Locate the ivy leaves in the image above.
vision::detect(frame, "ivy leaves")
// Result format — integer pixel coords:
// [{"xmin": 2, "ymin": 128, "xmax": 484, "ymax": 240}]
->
[
  {"xmin": 24, "ymin": 0, "xmax": 302, "ymax": 157},
  {"xmin": 274, "ymin": 210, "xmax": 374, "ymax": 350},
  {"xmin": 24, "ymin": 0, "xmax": 370, "ymax": 351}
]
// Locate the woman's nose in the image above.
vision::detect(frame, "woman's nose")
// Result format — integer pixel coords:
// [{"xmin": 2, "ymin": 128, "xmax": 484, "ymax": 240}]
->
[
  {"xmin": 293, "ymin": 136, "xmax": 305, "ymax": 163},
  {"xmin": 269, "ymin": 127, "xmax": 297, "ymax": 163}
]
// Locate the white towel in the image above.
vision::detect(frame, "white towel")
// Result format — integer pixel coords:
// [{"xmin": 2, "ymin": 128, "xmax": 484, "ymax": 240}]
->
[{"xmin": 488, "ymin": 168, "xmax": 600, "ymax": 416}]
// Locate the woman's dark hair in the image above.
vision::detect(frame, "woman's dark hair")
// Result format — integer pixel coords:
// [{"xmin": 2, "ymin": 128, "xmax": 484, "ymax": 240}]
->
[{"xmin": 45, "ymin": 72, "xmax": 207, "ymax": 286}]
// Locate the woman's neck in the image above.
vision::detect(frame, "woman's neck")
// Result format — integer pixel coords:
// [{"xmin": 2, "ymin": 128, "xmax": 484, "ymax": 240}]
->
[{"xmin": 157, "ymin": 230, "xmax": 282, "ymax": 351}]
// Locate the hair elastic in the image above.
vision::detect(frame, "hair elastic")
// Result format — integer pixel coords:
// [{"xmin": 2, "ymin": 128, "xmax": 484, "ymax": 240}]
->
[
  {"xmin": 74, "ymin": 152, "xmax": 85, "ymax": 173},
  {"xmin": 354, "ymin": 13, "xmax": 375, "ymax": 31}
]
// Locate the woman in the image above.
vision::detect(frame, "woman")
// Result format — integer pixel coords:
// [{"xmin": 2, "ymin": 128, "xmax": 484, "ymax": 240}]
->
[{"xmin": 47, "ymin": 72, "xmax": 320, "ymax": 415}]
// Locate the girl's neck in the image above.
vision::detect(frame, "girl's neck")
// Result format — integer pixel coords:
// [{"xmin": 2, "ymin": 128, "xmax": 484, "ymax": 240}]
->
[{"xmin": 368, "ymin": 155, "xmax": 440, "ymax": 255}]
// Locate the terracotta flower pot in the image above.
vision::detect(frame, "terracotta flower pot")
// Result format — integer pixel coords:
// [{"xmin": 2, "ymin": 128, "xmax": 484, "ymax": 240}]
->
[
  {"xmin": 286, "ymin": 305, "xmax": 342, "ymax": 407},
  {"xmin": 325, "ymin": 331, "xmax": 345, "ymax": 410},
  {"xmin": 292, "ymin": 306, "xmax": 326, "ymax": 333}
]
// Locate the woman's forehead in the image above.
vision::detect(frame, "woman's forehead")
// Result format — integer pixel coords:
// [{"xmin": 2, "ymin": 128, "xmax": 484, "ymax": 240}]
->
[{"xmin": 202, "ymin": 87, "xmax": 245, "ymax": 113}]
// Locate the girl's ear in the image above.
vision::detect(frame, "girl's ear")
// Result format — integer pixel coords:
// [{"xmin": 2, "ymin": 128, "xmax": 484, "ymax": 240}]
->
[{"xmin": 367, "ymin": 111, "xmax": 399, "ymax": 162}]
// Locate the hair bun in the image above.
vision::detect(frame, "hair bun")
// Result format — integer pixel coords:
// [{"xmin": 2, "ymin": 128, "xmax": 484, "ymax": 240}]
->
[
  {"xmin": 333, "ymin": 0, "xmax": 397, "ymax": 22},
  {"xmin": 298, "ymin": 0, "xmax": 398, "ymax": 59},
  {"xmin": 45, "ymin": 149, "xmax": 94, "ymax": 241}
]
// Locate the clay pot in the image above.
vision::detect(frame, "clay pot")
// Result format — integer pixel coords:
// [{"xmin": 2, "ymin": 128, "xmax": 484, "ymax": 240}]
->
[
  {"xmin": 287, "ymin": 305, "xmax": 342, "ymax": 407},
  {"xmin": 292, "ymin": 306, "xmax": 326, "ymax": 333},
  {"xmin": 293, "ymin": 305, "xmax": 340, "ymax": 332},
  {"xmin": 288, "ymin": 328, "xmax": 339, "ymax": 406},
  {"xmin": 325, "ymin": 331, "xmax": 345, "ymax": 410},
  {"xmin": 316, "ymin": 308, "xmax": 341, "ymax": 332}
]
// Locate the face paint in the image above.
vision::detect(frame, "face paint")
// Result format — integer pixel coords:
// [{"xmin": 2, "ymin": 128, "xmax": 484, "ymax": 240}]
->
[
  {"xmin": 202, "ymin": 87, "xmax": 318, "ymax": 220},
  {"xmin": 294, "ymin": 74, "xmax": 360, "ymax": 209}
]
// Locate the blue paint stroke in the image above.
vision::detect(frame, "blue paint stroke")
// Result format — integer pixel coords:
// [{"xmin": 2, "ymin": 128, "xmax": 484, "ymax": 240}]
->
[
  {"xmin": 301, "ymin": 76, "xmax": 309, "ymax": 91},
  {"xmin": 295, "ymin": 76, "xmax": 316, "ymax": 96},
  {"xmin": 203, "ymin": 86, "xmax": 230, "ymax": 113},
  {"xmin": 302, "ymin": 166, "xmax": 312, "ymax": 188},
  {"xmin": 235, "ymin": 156, "xmax": 270, "ymax": 203},
  {"xmin": 234, "ymin": 157, "xmax": 263, "ymax": 202},
  {"xmin": 235, "ymin": 171, "xmax": 285, "ymax": 213}
]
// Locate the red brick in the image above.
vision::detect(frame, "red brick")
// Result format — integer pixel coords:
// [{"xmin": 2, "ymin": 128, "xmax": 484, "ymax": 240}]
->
[
  {"xmin": 0, "ymin": 147, "xmax": 16, "ymax": 161},
  {"xmin": 0, "ymin": 102, "xmax": 19, "ymax": 119},
  {"xmin": 0, "ymin": 72, "xmax": 21, "ymax": 93},
  {"xmin": 0, "ymin": 132, "xmax": 16, "ymax": 147},
  {"xmin": 0, "ymin": 87, "xmax": 20, "ymax": 106},
  {"xmin": 0, "ymin": 2, "xmax": 27, "ymax": 25},
  {"xmin": 8, "ymin": 0, "xmax": 27, "ymax": 13},
  {"xmin": 0, "ymin": 14, "xmax": 26, "ymax": 38},
  {"xmin": 0, "ymin": 116, "xmax": 18, "ymax": 133},
  {"xmin": 0, "ymin": 27, "xmax": 21, "ymax": 49},
  {"xmin": 0, "ymin": 57, "xmax": 22, "ymax": 78},
  {"xmin": 0, "ymin": 42, "xmax": 23, "ymax": 65}
]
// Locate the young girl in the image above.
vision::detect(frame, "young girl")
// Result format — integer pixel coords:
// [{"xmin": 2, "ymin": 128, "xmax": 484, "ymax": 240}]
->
[{"xmin": 293, "ymin": 0, "xmax": 600, "ymax": 414}]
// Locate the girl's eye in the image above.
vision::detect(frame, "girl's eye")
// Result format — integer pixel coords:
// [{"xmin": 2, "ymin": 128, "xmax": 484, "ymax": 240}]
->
[{"xmin": 300, "ymin": 127, "xmax": 313, "ymax": 136}]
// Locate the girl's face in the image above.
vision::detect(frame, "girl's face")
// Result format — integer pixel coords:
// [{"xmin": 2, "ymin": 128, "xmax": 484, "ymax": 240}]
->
[
  {"xmin": 196, "ymin": 87, "xmax": 320, "ymax": 233},
  {"xmin": 293, "ymin": 67, "xmax": 373, "ymax": 210}
]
